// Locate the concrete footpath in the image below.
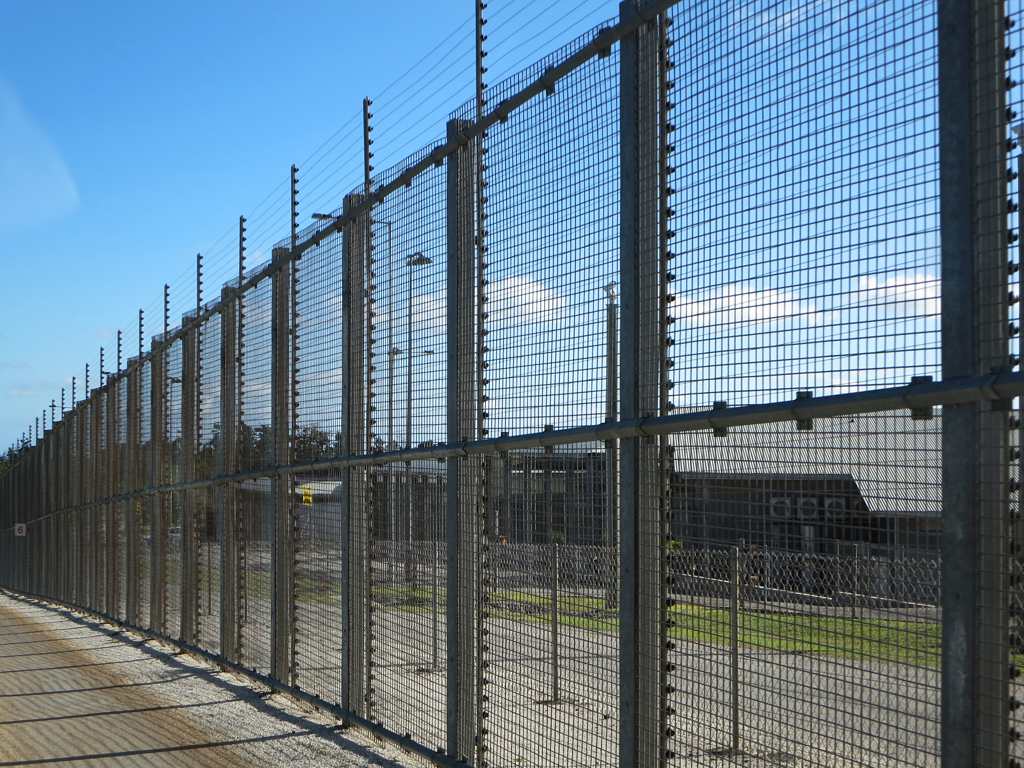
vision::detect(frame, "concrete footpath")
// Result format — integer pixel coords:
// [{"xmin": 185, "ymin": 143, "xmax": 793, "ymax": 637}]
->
[{"xmin": 0, "ymin": 592, "xmax": 422, "ymax": 767}]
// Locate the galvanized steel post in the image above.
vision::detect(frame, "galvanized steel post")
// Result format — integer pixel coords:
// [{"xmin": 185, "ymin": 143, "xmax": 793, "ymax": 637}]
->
[
  {"xmin": 150, "ymin": 330, "xmax": 169, "ymax": 632},
  {"xmin": 939, "ymin": 0, "xmax": 1011, "ymax": 765},
  {"xmin": 270, "ymin": 244, "xmax": 294, "ymax": 685},
  {"xmin": 220, "ymin": 284, "xmax": 240, "ymax": 661},
  {"xmin": 90, "ymin": 392, "xmax": 101, "ymax": 611},
  {"xmin": 180, "ymin": 321, "xmax": 198, "ymax": 643},
  {"xmin": 445, "ymin": 117, "xmax": 479, "ymax": 764},
  {"xmin": 106, "ymin": 379, "xmax": 118, "ymax": 616},
  {"xmin": 125, "ymin": 362, "xmax": 140, "ymax": 624},
  {"xmin": 341, "ymin": 192, "xmax": 368, "ymax": 715},
  {"xmin": 618, "ymin": 1, "xmax": 664, "ymax": 765}
]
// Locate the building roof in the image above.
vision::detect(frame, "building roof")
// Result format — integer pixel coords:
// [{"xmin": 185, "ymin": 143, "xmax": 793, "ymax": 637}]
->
[{"xmin": 668, "ymin": 411, "xmax": 942, "ymax": 518}]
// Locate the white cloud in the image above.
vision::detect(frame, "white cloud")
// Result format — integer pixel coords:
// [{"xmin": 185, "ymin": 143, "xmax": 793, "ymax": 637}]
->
[
  {"xmin": 410, "ymin": 275, "xmax": 565, "ymax": 330},
  {"xmin": 412, "ymin": 291, "xmax": 447, "ymax": 329},
  {"xmin": 488, "ymin": 275, "xmax": 565, "ymax": 325},
  {"xmin": 750, "ymin": 1, "xmax": 828, "ymax": 44},
  {"xmin": 673, "ymin": 283, "xmax": 818, "ymax": 327},
  {"xmin": 0, "ymin": 80, "xmax": 78, "ymax": 234},
  {"xmin": 856, "ymin": 273, "xmax": 940, "ymax": 318}
]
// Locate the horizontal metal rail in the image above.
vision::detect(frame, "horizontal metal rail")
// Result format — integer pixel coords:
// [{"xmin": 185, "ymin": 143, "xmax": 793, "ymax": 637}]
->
[{"xmin": 12, "ymin": 370, "xmax": 1020, "ymax": 529}]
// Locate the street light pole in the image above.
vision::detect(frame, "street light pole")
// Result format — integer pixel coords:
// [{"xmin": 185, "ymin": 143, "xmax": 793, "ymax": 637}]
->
[
  {"xmin": 385, "ymin": 222, "xmax": 397, "ymax": 578},
  {"xmin": 404, "ymin": 253, "xmax": 432, "ymax": 589}
]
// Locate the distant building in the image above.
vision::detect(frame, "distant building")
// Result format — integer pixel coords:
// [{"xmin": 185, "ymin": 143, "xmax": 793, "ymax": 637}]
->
[
  {"xmin": 238, "ymin": 412, "xmax": 942, "ymax": 555},
  {"xmin": 668, "ymin": 412, "xmax": 941, "ymax": 555}
]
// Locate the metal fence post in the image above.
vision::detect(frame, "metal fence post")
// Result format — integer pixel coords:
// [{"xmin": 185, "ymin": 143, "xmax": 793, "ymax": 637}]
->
[
  {"xmin": 50, "ymin": 424, "xmax": 60, "ymax": 601},
  {"xmin": 125, "ymin": 362, "xmax": 139, "ymax": 625},
  {"xmin": 939, "ymin": 1, "xmax": 1010, "ymax": 765},
  {"xmin": 150, "ymin": 338, "xmax": 167, "ymax": 632},
  {"xmin": 619, "ymin": 1, "xmax": 664, "ymax": 766},
  {"xmin": 93, "ymin": 391, "xmax": 104, "ymax": 614},
  {"xmin": 270, "ymin": 245, "xmax": 294, "ymax": 685},
  {"xmin": 220, "ymin": 285, "xmax": 240, "ymax": 661},
  {"xmin": 90, "ymin": 392, "xmax": 99, "ymax": 610},
  {"xmin": 180, "ymin": 324, "xmax": 197, "ymax": 643},
  {"xmin": 446, "ymin": 116, "xmax": 479, "ymax": 764},
  {"xmin": 76, "ymin": 406, "xmax": 85, "ymax": 606},
  {"xmin": 341, "ymin": 193, "xmax": 367, "ymax": 715},
  {"xmin": 106, "ymin": 380, "xmax": 118, "ymax": 616}
]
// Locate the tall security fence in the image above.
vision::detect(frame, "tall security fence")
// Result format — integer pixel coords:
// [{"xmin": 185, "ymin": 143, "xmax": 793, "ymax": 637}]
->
[{"xmin": 3, "ymin": 1, "xmax": 1024, "ymax": 765}]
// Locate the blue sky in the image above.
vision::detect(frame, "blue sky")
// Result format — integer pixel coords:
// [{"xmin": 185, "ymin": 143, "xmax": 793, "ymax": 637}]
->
[
  {"xmin": 0, "ymin": 0, "xmax": 618, "ymax": 448},
  {"xmin": 0, "ymin": 0, "xmax": 959, "ymax": 454}
]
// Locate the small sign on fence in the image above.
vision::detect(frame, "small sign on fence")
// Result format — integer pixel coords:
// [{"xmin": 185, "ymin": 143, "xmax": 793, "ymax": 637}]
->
[{"xmin": 14, "ymin": 524, "xmax": 26, "ymax": 537}]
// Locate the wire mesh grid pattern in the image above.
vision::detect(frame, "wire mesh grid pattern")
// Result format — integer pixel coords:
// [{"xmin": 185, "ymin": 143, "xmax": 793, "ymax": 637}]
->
[
  {"xmin": 164, "ymin": 341, "xmax": 184, "ymax": 639},
  {"xmin": 482, "ymin": 445, "xmax": 621, "ymax": 767},
  {"xmin": 4, "ymin": 2, "xmax": 1024, "ymax": 766},
  {"xmin": 484, "ymin": 22, "xmax": 621, "ymax": 437},
  {"xmin": 238, "ymin": 477, "xmax": 273, "ymax": 673},
  {"xmin": 366, "ymin": 154, "xmax": 450, "ymax": 749},
  {"xmin": 291, "ymin": 468, "xmax": 345, "ymax": 702},
  {"xmin": 196, "ymin": 314, "xmax": 223, "ymax": 653},
  {"xmin": 667, "ymin": 1, "xmax": 942, "ymax": 410},
  {"xmin": 238, "ymin": 276, "xmax": 275, "ymax": 672},
  {"xmin": 138, "ymin": 360, "xmax": 154, "ymax": 631}
]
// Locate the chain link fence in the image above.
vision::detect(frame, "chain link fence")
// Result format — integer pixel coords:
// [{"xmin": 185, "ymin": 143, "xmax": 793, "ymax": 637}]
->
[{"xmin": 3, "ymin": 1, "xmax": 1024, "ymax": 766}]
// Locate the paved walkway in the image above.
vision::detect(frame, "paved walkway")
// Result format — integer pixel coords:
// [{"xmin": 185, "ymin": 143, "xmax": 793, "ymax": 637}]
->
[{"xmin": 0, "ymin": 592, "xmax": 421, "ymax": 767}]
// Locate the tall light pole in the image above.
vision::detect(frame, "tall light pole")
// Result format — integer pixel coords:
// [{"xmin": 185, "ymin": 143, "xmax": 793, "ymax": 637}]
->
[
  {"xmin": 405, "ymin": 252, "xmax": 432, "ymax": 588},
  {"xmin": 384, "ymin": 222, "xmax": 396, "ymax": 555}
]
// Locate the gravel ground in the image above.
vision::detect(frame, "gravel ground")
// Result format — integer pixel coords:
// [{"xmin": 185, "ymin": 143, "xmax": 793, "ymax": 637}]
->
[{"xmin": 0, "ymin": 591, "xmax": 426, "ymax": 768}]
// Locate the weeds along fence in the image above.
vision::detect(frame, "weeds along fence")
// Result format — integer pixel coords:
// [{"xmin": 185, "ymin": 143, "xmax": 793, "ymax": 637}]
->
[{"xmin": 4, "ymin": 0, "xmax": 1024, "ymax": 766}]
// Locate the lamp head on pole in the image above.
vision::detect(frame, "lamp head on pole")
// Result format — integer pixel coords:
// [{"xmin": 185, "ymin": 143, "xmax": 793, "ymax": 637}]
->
[{"xmin": 407, "ymin": 252, "xmax": 432, "ymax": 268}]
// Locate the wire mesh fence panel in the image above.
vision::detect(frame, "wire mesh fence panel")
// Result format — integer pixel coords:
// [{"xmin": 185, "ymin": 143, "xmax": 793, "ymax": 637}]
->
[
  {"xmin": 238, "ymin": 275, "xmax": 275, "ymax": 672},
  {"xmin": 195, "ymin": 486, "xmax": 221, "ymax": 653},
  {"xmin": 369, "ymin": 463, "xmax": 447, "ymax": 751},
  {"xmin": 240, "ymin": 277, "xmax": 275, "ymax": 474},
  {"xmin": 483, "ymin": 444, "xmax": 619, "ymax": 768},
  {"xmin": 5, "ymin": 2, "xmax": 1024, "ymax": 766},
  {"xmin": 363, "ymin": 149, "xmax": 449, "ymax": 748},
  {"xmin": 657, "ymin": 4, "xmax": 956, "ymax": 765},
  {"xmin": 195, "ymin": 313, "xmax": 223, "ymax": 654},
  {"xmin": 374, "ymin": 146, "xmax": 449, "ymax": 455},
  {"xmin": 137, "ymin": 359, "xmax": 152, "ymax": 630},
  {"xmin": 95, "ymin": 393, "xmax": 109, "ymax": 614},
  {"xmin": 293, "ymin": 228, "xmax": 344, "ymax": 462},
  {"xmin": 95, "ymin": 504, "xmax": 107, "ymax": 615},
  {"xmin": 665, "ymin": 415, "xmax": 942, "ymax": 767},
  {"xmin": 238, "ymin": 478, "xmax": 273, "ymax": 673},
  {"xmin": 165, "ymin": 490, "xmax": 183, "ymax": 640},
  {"xmin": 483, "ymin": 25, "xmax": 620, "ymax": 439},
  {"xmin": 115, "ymin": 375, "xmax": 129, "ymax": 621},
  {"xmin": 290, "ymin": 224, "xmax": 346, "ymax": 701},
  {"xmin": 79, "ymin": 401, "xmax": 92, "ymax": 608},
  {"xmin": 291, "ymin": 468, "xmax": 345, "ymax": 703},
  {"xmin": 665, "ymin": 1, "xmax": 942, "ymax": 409},
  {"xmin": 71, "ymin": 509, "xmax": 80, "ymax": 606},
  {"xmin": 116, "ymin": 500, "xmax": 128, "ymax": 621},
  {"xmin": 164, "ymin": 340, "xmax": 184, "ymax": 639}
]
